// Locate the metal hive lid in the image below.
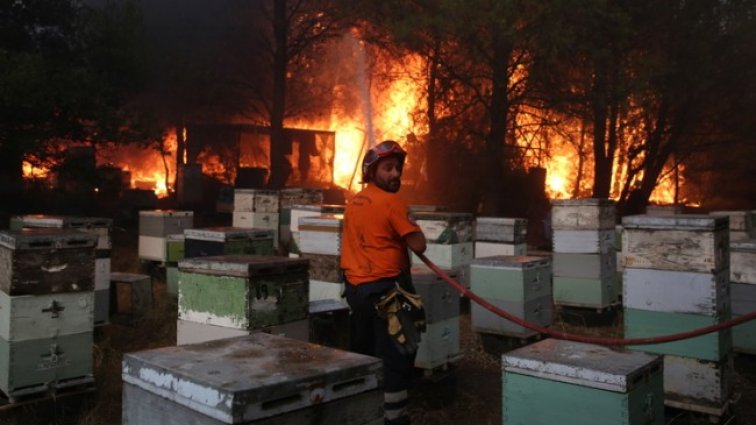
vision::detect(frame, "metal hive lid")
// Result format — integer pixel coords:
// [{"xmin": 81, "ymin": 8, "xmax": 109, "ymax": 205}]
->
[
  {"xmin": 0, "ymin": 229, "xmax": 98, "ymax": 250},
  {"xmin": 622, "ymin": 214, "xmax": 728, "ymax": 230},
  {"xmin": 178, "ymin": 255, "xmax": 309, "ymax": 277},
  {"xmin": 502, "ymin": 339, "xmax": 662, "ymax": 392},
  {"xmin": 184, "ymin": 227, "xmax": 274, "ymax": 242},
  {"xmin": 16, "ymin": 214, "xmax": 113, "ymax": 228}
]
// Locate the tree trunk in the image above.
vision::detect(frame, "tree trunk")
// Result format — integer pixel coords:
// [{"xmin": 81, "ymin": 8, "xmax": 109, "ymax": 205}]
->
[
  {"xmin": 267, "ymin": 0, "xmax": 291, "ymax": 189},
  {"xmin": 424, "ymin": 41, "xmax": 444, "ymax": 197},
  {"xmin": 0, "ymin": 137, "xmax": 26, "ymax": 197},
  {"xmin": 591, "ymin": 60, "xmax": 612, "ymax": 199}
]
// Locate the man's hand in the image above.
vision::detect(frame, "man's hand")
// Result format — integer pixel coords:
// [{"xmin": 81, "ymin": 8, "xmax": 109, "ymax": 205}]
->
[{"xmin": 404, "ymin": 231, "xmax": 426, "ymax": 255}]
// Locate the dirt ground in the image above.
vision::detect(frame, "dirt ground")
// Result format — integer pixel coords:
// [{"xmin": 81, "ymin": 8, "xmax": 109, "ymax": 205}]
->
[{"xmin": 2, "ymin": 221, "xmax": 756, "ymax": 424}]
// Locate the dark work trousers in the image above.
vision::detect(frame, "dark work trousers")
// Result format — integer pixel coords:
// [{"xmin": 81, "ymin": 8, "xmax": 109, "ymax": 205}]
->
[{"xmin": 344, "ymin": 276, "xmax": 416, "ymax": 424}]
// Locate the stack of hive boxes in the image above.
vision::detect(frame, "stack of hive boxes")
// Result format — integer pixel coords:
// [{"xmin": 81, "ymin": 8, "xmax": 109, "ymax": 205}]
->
[
  {"xmin": 288, "ymin": 204, "xmax": 344, "ymax": 257},
  {"xmin": 138, "ymin": 210, "xmax": 194, "ymax": 263},
  {"xmin": 0, "ymin": 229, "xmax": 97, "ymax": 399},
  {"xmin": 278, "ymin": 188, "xmax": 323, "ymax": 253},
  {"xmin": 501, "ymin": 339, "xmax": 664, "ymax": 425},
  {"xmin": 622, "ymin": 214, "xmax": 733, "ymax": 415},
  {"xmin": 298, "ymin": 215, "xmax": 344, "ymax": 302},
  {"xmin": 412, "ymin": 268, "xmax": 461, "ymax": 371},
  {"xmin": 710, "ymin": 210, "xmax": 754, "ymax": 241},
  {"xmin": 122, "ymin": 333, "xmax": 384, "ymax": 425},
  {"xmin": 470, "ymin": 256, "xmax": 553, "ymax": 339},
  {"xmin": 410, "ymin": 212, "xmax": 474, "ymax": 286},
  {"xmin": 184, "ymin": 227, "xmax": 275, "ymax": 259},
  {"xmin": 176, "ymin": 255, "xmax": 310, "ymax": 345},
  {"xmin": 551, "ymin": 199, "xmax": 618, "ymax": 309},
  {"xmin": 10, "ymin": 215, "xmax": 113, "ymax": 326},
  {"xmin": 232, "ymin": 189, "xmax": 280, "ymax": 248},
  {"xmin": 474, "ymin": 217, "xmax": 527, "ymax": 257},
  {"xmin": 730, "ymin": 239, "xmax": 756, "ymax": 353}
]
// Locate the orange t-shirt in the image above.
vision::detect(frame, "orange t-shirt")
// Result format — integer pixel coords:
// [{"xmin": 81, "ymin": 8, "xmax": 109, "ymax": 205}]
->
[{"xmin": 340, "ymin": 184, "xmax": 421, "ymax": 285}]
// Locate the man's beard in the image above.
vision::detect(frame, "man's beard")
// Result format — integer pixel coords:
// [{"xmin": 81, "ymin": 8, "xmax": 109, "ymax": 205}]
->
[{"xmin": 375, "ymin": 177, "xmax": 401, "ymax": 193}]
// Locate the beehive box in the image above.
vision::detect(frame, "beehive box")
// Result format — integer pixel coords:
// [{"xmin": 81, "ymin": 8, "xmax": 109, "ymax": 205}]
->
[
  {"xmin": 710, "ymin": 210, "xmax": 753, "ymax": 240},
  {"xmin": 0, "ymin": 291, "xmax": 94, "ymax": 341},
  {"xmin": 165, "ymin": 234, "xmax": 185, "ymax": 263},
  {"xmin": 730, "ymin": 239, "xmax": 756, "ymax": 284},
  {"xmin": 412, "ymin": 268, "xmax": 460, "ymax": 323},
  {"xmin": 663, "ymin": 354, "xmax": 733, "ymax": 413},
  {"xmin": 474, "ymin": 241, "xmax": 526, "ymax": 257},
  {"xmin": 11, "ymin": 214, "xmax": 113, "ymax": 250},
  {"xmin": 94, "ymin": 256, "xmax": 110, "ymax": 291},
  {"xmin": 415, "ymin": 317, "xmax": 460, "ymax": 370},
  {"xmin": 232, "ymin": 212, "xmax": 279, "ymax": 230},
  {"xmin": 110, "ymin": 272, "xmax": 153, "ymax": 325},
  {"xmin": 553, "ymin": 275, "xmax": 618, "ymax": 308},
  {"xmin": 646, "ymin": 204, "xmax": 684, "ymax": 216},
  {"xmin": 410, "ymin": 212, "xmax": 473, "ymax": 244},
  {"xmin": 94, "ymin": 289, "xmax": 109, "ymax": 326},
  {"xmin": 551, "ymin": 198, "xmax": 616, "ymax": 230},
  {"xmin": 621, "ymin": 215, "xmax": 729, "ymax": 273},
  {"xmin": 474, "ymin": 217, "xmax": 527, "ymax": 243},
  {"xmin": 471, "ymin": 295, "xmax": 553, "ymax": 337},
  {"xmin": 625, "ymin": 308, "xmax": 732, "ymax": 361},
  {"xmin": 502, "ymin": 339, "xmax": 664, "ymax": 425},
  {"xmin": 553, "ymin": 252, "xmax": 616, "ymax": 280},
  {"xmin": 298, "ymin": 215, "xmax": 343, "ymax": 256},
  {"xmin": 552, "ymin": 229, "xmax": 616, "ymax": 254},
  {"xmin": 234, "ymin": 189, "xmax": 279, "ymax": 213},
  {"xmin": 300, "ymin": 253, "xmax": 340, "ymax": 283},
  {"xmin": 0, "ymin": 229, "xmax": 96, "ymax": 296},
  {"xmin": 623, "ymin": 269, "xmax": 729, "ymax": 315},
  {"xmin": 165, "ymin": 265, "xmax": 179, "ymax": 298},
  {"xmin": 411, "ymin": 242, "xmax": 473, "ymax": 270},
  {"xmin": 290, "ymin": 205, "xmax": 344, "ymax": 232},
  {"xmin": 139, "ymin": 210, "xmax": 194, "ymax": 261},
  {"xmin": 176, "ymin": 319, "xmax": 309, "ymax": 346},
  {"xmin": 470, "ymin": 256, "xmax": 552, "ymax": 303},
  {"xmin": 309, "ymin": 280, "xmax": 344, "ymax": 302},
  {"xmin": 184, "ymin": 227, "xmax": 274, "ymax": 258},
  {"xmin": 0, "ymin": 331, "xmax": 93, "ymax": 398},
  {"xmin": 178, "ymin": 255, "xmax": 309, "ymax": 329},
  {"xmin": 731, "ymin": 282, "xmax": 756, "ymax": 354},
  {"xmin": 278, "ymin": 189, "xmax": 324, "ymax": 225},
  {"xmin": 121, "ymin": 333, "xmax": 383, "ymax": 425}
]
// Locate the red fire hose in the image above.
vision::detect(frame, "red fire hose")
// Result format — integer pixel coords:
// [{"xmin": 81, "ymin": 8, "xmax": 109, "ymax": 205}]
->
[{"xmin": 417, "ymin": 253, "xmax": 756, "ymax": 346}]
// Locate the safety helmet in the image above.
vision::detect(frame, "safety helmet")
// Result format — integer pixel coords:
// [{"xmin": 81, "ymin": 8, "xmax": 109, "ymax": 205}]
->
[{"xmin": 361, "ymin": 140, "xmax": 407, "ymax": 183}]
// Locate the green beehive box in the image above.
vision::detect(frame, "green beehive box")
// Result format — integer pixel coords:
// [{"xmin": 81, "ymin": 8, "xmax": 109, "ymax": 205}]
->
[
  {"xmin": 731, "ymin": 282, "xmax": 756, "ymax": 354},
  {"xmin": 178, "ymin": 255, "xmax": 309, "ymax": 329},
  {"xmin": 0, "ymin": 291, "xmax": 94, "ymax": 341},
  {"xmin": 625, "ymin": 308, "xmax": 732, "ymax": 361},
  {"xmin": 502, "ymin": 339, "xmax": 664, "ymax": 425},
  {"xmin": 184, "ymin": 227, "xmax": 275, "ymax": 258},
  {"xmin": 166, "ymin": 265, "xmax": 179, "ymax": 297},
  {"xmin": 470, "ymin": 256, "xmax": 551, "ymax": 302},
  {"xmin": 165, "ymin": 234, "xmax": 185, "ymax": 263},
  {"xmin": 553, "ymin": 275, "xmax": 618, "ymax": 308},
  {"xmin": 0, "ymin": 331, "xmax": 93, "ymax": 398}
]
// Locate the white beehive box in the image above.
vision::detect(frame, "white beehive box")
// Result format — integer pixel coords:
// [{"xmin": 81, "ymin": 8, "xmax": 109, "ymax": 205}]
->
[
  {"xmin": 663, "ymin": 354, "xmax": 733, "ymax": 414},
  {"xmin": 411, "ymin": 242, "xmax": 473, "ymax": 270},
  {"xmin": 12, "ymin": 214, "xmax": 113, "ymax": 250},
  {"xmin": 552, "ymin": 229, "xmax": 615, "ymax": 254},
  {"xmin": 139, "ymin": 210, "xmax": 194, "ymax": 262},
  {"xmin": 710, "ymin": 210, "xmax": 754, "ymax": 241},
  {"xmin": 233, "ymin": 189, "xmax": 279, "ymax": 213},
  {"xmin": 551, "ymin": 198, "xmax": 616, "ymax": 230},
  {"xmin": 414, "ymin": 317, "xmax": 461, "ymax": 370},
  {"xmin": 730, "ymin": 239, "xmax": 756, "ymax": 284},
  {"xmin": 474, "ymin": 241, "xmax": 527, "ymax": 257},
  {"xmin": 622, "ymin": 215, "xmax": 729, "ymax": 273},
  {"xmin": 553, "ymin": 252, "xmax": 616, "ymax": 280},
  {"xmin": 298, "ymin": 215, "xmax": 343, "ymax": 256},
  {"xmin": 474, "ymin": 217, "xmax": 527, "ymax": 243},
  {"xmin": 623, "ymin": 268, "xmax": 729, "ymax": 315},
  {"xmin": 122, "ymin": 333, "xmax": 383, "ymax": 424},
  {"xmin": 411, "ymin": 212, "xmax": 474, "ymax": 244},
  {"xmin": 176, "ymin": 319, "xmax": 309, "ymax": 346}
]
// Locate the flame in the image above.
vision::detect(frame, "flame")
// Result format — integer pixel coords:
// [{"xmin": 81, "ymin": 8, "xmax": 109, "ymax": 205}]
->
[{"xmin": 22, "ymin": 161, "xmax": 51, "ymax": 179}]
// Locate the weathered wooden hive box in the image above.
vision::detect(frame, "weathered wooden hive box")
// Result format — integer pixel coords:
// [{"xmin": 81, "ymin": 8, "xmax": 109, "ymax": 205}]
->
[
  {"xmin": 288, "ymin": 205, "xmax": 344, "ymax": 255},
  {"xmin": 10, "ymin": 214, "xmax": 113, "ymax": 251},
  {"xmin": 232, "ymin": 212, "xmax": 279, "ymax": 230},
  {"xmin": 138, "ymin": 210, "xmax": 194, "ymax": 262},
  {"xmin": 731, "ymin": 279, "xmax": 756, "ymax": 354},
  {"xmin": 663, "ymin": 354, "xmax": 734, "ymax": 414},
  {"xmin": 110, "ymin": 272, "xmax": 153, "ymax": 325},
  {"xmin": 730, "ymin": 238, "xmax": 756, "ymax": 284},
  {"xmin": 298, "ymin": 215, "xmax": 343, "ymax": 256},
  {"xmin": 710, "ymin": 210, "xmax": 754, "ymax": 241},
  {"xmin": 0, "ymin": 229, "xmax": 97, "ymax": 296},
  {"xmin": 470, "ymin": 256, "xmax": 552, "ymax": 337},
  {"xmin": 551, "ymin": 198, "xmax": 616, "ymax": 230},
  {"xmin": 234, "ymin": 189, "xmax": 279, "ymax": 213},
  {"xmin": 299, "ymin": 252, "xmax": 342, "ymax": 302},
  {"xmin": 501, "ymin": 339, "xmax": 664, "ymax": 425},
  {"xmin": 178, "ymin": 255, "xmax": 309, "ymax": 330},
  {"xmin": 278, "ymin": 188, "xmax": 324, "ymax": 226},
  {"xmin": 475, "ymin": 241, "xmax": 526, "ymax": 257},
  {"xmin": 412, "ymin": 268, "xmax": 461, "ymax": 370},
  {"xmin": 475, "ymin": 217, "xmax": 528, "ymax": 244},
  {"xmin": 412, "ymin": 268, "xmax": 460, "ymax": 323},
  {"xmin": 552, "ymin": 229, "xmax": 616, "ymax": 254},
  {"xmin": 0, "ymin": 291, "xmax": 94, "ymax": 342},
  {"xmin": 411, "ymin": 242, "xmax": 473, "ymax": 270},
  {"xmin": 184, "ymin": 227, "xmax": 274, "ymax": 258},
  {"xmin": 121, "ymin": 333, "xmax": 383, "ymax": 425},
  {"xmin": 621, "ymin": 214, "xmax": 729, "ymax": 273},
  {"xmin": 411, "ymin": 211, "xmax": 473, "ymax": 244}
]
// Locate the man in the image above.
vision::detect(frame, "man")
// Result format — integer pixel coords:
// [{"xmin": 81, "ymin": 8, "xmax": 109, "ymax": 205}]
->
[{"xmin": 341, "ymin": 140, "xmax": 426, "ymax": 425}]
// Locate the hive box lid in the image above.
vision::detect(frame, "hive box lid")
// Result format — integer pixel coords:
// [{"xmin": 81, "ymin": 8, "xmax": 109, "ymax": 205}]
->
[
  {"xmin": 184, "ymin": 227, "xmax": 274, "ymax": 242},
  {"xmin": 475, "ymin": 217, "xmax": 527, "ymax": 226},
  {"xmin": 122, "ymin": 333, "xmax": 382, "ymax": 423},
  {"xmin": 471, "ymin": 255, "xmax": 551, "ymax": 270},
  {"xmin": 622, "ymin": 214, "xmax": 728, "ymax": 231},
  {"xmin": 502, "ymin": 339, "xmax": 662, "ymax": 392},
  {"xmin": 0, "ymin": 228, "xmax": 97, "ymax": 250},
  {"xmin": 731, "ymin": 238, "xmax": 756, "ymax": 252},
  {"xmin": 139, "ymin": 210, "xmax": 194, "ymax": 217},
  {"xmin": 14, "ymin": 214, "xmax": 113, "ymax": 229},
  {"xmin": 179, "ymin": 255, "xmax": 309, "ymax": 277}
]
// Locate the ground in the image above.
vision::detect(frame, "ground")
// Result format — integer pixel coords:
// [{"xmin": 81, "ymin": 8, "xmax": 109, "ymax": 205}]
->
[{"xmin": 1, "ymin": 221, "xmax": 755, "ymax": 424}]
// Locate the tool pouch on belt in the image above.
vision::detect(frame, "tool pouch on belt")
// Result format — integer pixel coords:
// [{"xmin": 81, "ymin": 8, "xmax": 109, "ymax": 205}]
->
[{"xmin": 375, "ymin": 283, "xmax": 427, "ymax": 356}]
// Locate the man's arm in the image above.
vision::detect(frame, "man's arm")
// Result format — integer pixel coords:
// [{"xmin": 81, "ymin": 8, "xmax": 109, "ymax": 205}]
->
[{"xmin": 404, "ymin": 231, "xmax": 426, "ymax": 255}]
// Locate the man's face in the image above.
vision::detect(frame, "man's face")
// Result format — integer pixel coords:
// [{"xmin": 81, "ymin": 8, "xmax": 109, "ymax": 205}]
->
[{"xmin": 372, "ymin": 156, "xmax": 402, "ymax": 193}]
